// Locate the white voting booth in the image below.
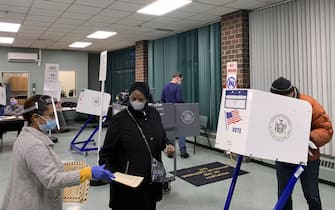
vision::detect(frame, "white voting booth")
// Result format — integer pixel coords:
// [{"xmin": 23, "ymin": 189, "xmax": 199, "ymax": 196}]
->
[
  {"xmin": 76, "ymin": 89, "xmax": 111, "ymax": 116},
  {"xmin": 216, "ymin": 89, "xmax": 312, "ymax": 165}
]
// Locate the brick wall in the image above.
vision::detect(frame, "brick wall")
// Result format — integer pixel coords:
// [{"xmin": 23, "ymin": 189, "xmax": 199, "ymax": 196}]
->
[
  {"xmin": 135, "ymin": 40, "xmax": 148, "ymax": 82},
  {"xmin": 221, "ymin": 10, "xmax": 250, "ymax": 88}
]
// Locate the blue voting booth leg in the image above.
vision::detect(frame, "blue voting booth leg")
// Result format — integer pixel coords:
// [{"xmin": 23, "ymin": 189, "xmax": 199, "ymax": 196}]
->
[
  {"xmin": 223, "ymin": 155, "xmax": 243, "ymax": 210},
  {"xmin": 273, "ymin": 165, "xmax": 305, "ymax": 210},
  {"xmin": 70, "ymin": 115, "xmax": 107, "ymax": 155}
]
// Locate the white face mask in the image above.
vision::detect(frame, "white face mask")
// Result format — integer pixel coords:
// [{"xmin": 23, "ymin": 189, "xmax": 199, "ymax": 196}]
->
[{"xmin": 130, "ymin": 100, "xmax": 146, "ymax": 111}]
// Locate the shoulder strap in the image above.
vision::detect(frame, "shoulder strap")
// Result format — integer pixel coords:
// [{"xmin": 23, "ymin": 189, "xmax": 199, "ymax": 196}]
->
[{"xmin": 126, "ymin": 108, "xmax": 153, "ymax": 158}]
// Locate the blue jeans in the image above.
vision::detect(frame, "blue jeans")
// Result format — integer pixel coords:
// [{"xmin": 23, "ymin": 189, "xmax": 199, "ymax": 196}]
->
[
  {"xmin": 275, "ymin": 159, "xmax": 321, "ymax": 210},
  {"xmin": 178, "ymin": 136, "xmax": 187, "ymax": 153}
]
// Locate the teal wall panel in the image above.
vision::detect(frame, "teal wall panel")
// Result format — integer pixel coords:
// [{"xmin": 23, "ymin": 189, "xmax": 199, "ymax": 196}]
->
[{"xmin": 149, "ymin": 22, "xmax": 222, "ymax": 129}]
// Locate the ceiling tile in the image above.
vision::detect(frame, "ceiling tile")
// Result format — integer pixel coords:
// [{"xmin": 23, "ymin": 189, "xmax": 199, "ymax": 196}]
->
[
  {"xmin": 0, "ymin": 0, "xmax": 33, "ymax": 7},
  {"xmin": 224, "ymin": 0, "xmax": 268, "ymax": 9},
  {"xmin": 22, "ymin": 21, "xmax": 52, "ymax": 28},
  {"xmin": 187, "ymin": 13, "xmax": 219, "ymax": 22},
  {"xmin": 109, "ymin": 1, "xmax": 143, "ymax": 12},
  {"xmin": 116, "ymin": 18, "xmax": 147, "ymax": 26},
  {"xmin": 107, "ymin": 24, "xmax": 132, "ymax": 32},
  {"xmin": 61, "ymin": 12, "xmax": 94, "ymax": 20},
  {"xmin": 165, "ymin": 10, "xmax": 196, "ymax": 19},
  {"xmin": 90, "ymin": 15, "xmax": 120, "ymax": 24},
  {"xmin": 26, "ymin": 15, "xmax": 57, "ymax": 23},
  {"xmin": 33, "ymin": 0, "xmax": 70, "ymax": 11},
  {"xmin": 81, "ymin": 21, "xmax": 110, "ymax": 28},
  {"xmin": 179, "ymin": 2, "xmax": 216, "ymax": 13},
  {"xmin": 44, "ymin": 0, "xmax": 75, "ymax": 3},
  {"xmin": 203, "ymin": 6, "xmax": 236, "ymax": 16},
  {"xmin": 126, "ymin": 13, "xmax": 155, "ymax": 21},
  {"xmin": 29, "ymin": 8, "xmax": 65, "ymax": 16},
  {"xmin": 121, "ymin": 0, "xmax": 154, "ymax": 6},
  {"xmin": 0, "ymin": 4, "xmax": 30, "ymax": 14},
  {"xmin": 98, "ymin": 9, "xmax": 132, "ymax": 18},
  {"xmin": 194, "ymin": 0, "xmax": 236, "ymax": 6},
  {"xmin": 74, "ymin": 0, "xmax": 115, "ymax": 8},
  {"xmin": 51, "ymin": 23, "xmax": 77, "ymax": 30},
  {"xmin": 0, "ymin": 13, "xmax": 26, "ymax": 22},
  {"xmin": 67, "ymin": 5, "xmax": 102, "ymax": 14},
  {"xmin": 257, "ymin": 0, "xmax": 286, "ymax": 3},
  {"xmin": 54, "ymin": 17, "xmax": 85, "ymax": 25}
]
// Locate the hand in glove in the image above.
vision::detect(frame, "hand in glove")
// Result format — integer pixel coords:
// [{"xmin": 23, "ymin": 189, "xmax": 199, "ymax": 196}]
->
[{"xmin": 92, "ymin": 164, "xmax": 115, "ymax": 182}]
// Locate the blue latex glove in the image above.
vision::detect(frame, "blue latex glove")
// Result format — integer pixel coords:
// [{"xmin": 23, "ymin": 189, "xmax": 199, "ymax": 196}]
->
[{"xmin": 92, "ymin": 164, "xmax": 115, "ymax": 182}]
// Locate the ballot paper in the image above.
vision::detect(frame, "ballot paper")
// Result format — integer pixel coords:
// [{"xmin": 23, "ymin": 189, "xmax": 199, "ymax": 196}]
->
[{"xmin": 113, "ymin": 172, "xmax": 144, "ymax": 188}]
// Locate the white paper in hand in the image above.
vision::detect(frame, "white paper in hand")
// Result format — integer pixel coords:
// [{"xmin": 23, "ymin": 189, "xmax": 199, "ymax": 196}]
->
[{"xmin": 113, "ymin": 172, "xmax": 144, "ymax": 188}]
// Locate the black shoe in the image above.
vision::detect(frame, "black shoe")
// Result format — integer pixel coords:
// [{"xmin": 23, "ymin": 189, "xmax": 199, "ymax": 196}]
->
[{"xmin": 180, "ymin": 152, "xmax": 189, "ymax": 159}]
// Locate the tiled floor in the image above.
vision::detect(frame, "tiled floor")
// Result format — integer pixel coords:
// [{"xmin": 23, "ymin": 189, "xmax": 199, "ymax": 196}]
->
[{"xmin": 0, "ymin": 128, "xmax": 334, "ymax": 210}]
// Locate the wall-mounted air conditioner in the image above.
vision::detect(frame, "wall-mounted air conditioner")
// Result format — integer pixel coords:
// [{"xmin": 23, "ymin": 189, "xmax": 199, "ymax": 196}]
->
[{"xmin": 8, "ymin": 52, "xmax": 39, "ymax": 63}]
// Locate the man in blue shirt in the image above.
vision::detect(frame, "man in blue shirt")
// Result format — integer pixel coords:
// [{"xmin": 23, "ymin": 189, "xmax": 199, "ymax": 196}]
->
[{"xmin": 161, "ymin": 72, "xmax": 189, "ymax": 158}]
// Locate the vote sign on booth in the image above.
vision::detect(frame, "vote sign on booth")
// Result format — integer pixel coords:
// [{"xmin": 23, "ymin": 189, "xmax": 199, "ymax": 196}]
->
[{"xmin": 215, "ymin": 89, "xmax": 312, "ymax": 165}]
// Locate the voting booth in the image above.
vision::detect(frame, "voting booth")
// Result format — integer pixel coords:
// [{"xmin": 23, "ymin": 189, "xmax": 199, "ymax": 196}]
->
[
  {"xmin": 76, "ymin": 89, "xmax": 111, "ymax": 116},
  {"xmin": 175, "ymin": 103, "xmax": 200, "ymax": 137},
  {"xmin": 216, "ymin": 89, "xmax": 312, "ymax": 165},
  {"xmin": 70, "ymin": 89, "xmax": 111, "ymax": 155},
  {"xmin": 216, "ymin": 89, "xmax": 313, "ymax": 210}
]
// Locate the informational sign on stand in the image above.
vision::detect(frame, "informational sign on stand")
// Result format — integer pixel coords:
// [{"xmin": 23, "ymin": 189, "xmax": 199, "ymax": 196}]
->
[
  {"xmin": 76, "ymin": 89, "xmax": 111, "ymax": 116},
  {"xmin": 215, "ymin": 89, "xmax": 312, "ymax": 165},
  {"xmin": 43, "ymin": 63, "xmax": 61, "ymax": 101},
  {"xmin": 226, "ymin": 62, "xmax": 238, "ymax": 89},
  {"xmin": 99, "ymin": 50, "xmax": 107, "ymax": 81}
]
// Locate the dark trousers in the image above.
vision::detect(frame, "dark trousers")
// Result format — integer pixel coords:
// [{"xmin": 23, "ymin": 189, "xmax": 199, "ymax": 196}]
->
[{"xmin": 275, "ymin": 159, "xmax": 321, "ymax": 210}]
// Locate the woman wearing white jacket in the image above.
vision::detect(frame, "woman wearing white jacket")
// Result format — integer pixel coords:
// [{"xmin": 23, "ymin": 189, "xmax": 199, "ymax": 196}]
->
[{"xmin": 1, "ymin": 95, "xmax": 114, "ymax": 210}]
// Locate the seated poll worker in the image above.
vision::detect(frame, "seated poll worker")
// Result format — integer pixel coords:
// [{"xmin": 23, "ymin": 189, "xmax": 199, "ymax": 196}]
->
[
  {"xmin": 270, "ymin": 77, "xmax": 333, "ymax": 210},
  {"xmin": 4, "ymin": 97, "xmax": 24, "ymax": 116},
  {"xmin": 1, "ymin": 95, "xmax": 114, "ymax": 210},
  {"xmin": 99, "ymin": 82, "xmax": 175, "ymax": 210}
]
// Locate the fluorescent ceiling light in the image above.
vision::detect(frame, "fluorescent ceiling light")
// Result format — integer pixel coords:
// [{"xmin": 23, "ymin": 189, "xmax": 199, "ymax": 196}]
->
[
  {"xmin": 0, "ymin": 37, "xmax": 14, "ymax": 44},
  {"xmin": 87, "ymin": 31, "xmax": 117, "ymax": 39},
  {"xmin": 137, "ymin": 0, "xmax": 192, "ymax": 16},
  {"xmin": 69, "ymin": 42, "xmax": 92, "ymax": 48},
  {"xmin": 0, "ymin": 22, "xmax": 21, "ymax": 32}
]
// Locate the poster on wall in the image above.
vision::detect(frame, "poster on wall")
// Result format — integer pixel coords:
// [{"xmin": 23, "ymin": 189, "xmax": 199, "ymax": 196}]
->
[
  {"xmin": 215, "ymin": 89, "xmax": 312, "ymax": 165},
  {"xmin": 226, "ymin": 62, "xmax": 238, "ymax": 89},
  {"xmin": 76, "ymin": 89, "xmax": 111, "ymax": 116}
]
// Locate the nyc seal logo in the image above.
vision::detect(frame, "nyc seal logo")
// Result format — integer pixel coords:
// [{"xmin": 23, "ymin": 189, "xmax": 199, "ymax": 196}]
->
[
  {"xmin": 181, "ymin": 110, "xmax": 195, "ymax": 124},
  {"xmin": 226, "ymin": 76, "xmax": 237, "ymax": 89},
  {"xmin": 269, "ymin": 114, "xmax": 292, "ymax": 141},
  {"xmin": 92, "ymin": 96, "xmax": 100, "ymax": 106}
]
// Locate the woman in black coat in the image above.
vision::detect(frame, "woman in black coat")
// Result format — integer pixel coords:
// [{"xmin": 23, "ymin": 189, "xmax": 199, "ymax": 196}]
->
[{"xmin": 99, "ymin": 82, "xmax": 175, "ymax": 210}]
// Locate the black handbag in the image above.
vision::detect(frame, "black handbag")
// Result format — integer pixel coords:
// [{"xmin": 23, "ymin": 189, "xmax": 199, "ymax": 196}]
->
[{"xmin": 126, "ymin": 108, "xmax": 166, "ymax": 183}]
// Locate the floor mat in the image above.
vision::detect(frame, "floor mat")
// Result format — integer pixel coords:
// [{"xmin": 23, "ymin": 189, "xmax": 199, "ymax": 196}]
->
[{"xmin": 171, "ymin": 161, "xmax": 248, "ymax": 186}]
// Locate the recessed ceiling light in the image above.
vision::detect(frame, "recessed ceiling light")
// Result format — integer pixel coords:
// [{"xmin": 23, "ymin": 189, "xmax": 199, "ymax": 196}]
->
[
  {"xmin": 0, "ymin": 37, "xmax": 14, "ymax": 44},
  {"xmin": 0, "ymin": 22, "xmax": 21, "ymax": 32},
  {"xmin": 137, "ymin": 0, "xmax": 192, "ymax": 16},
  {"xmin": 87, "ymin": 31, "xmax": 117, "ymax": 39},
  {"xmin": 69, "ymin": 42, "xmax": 92, "ymax": 48}
]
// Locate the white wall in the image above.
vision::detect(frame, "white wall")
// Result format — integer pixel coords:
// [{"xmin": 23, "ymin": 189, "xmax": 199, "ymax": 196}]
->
[{"xmin": 0, "ymin": 47, "xmax": 88, "ymax": 101}]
